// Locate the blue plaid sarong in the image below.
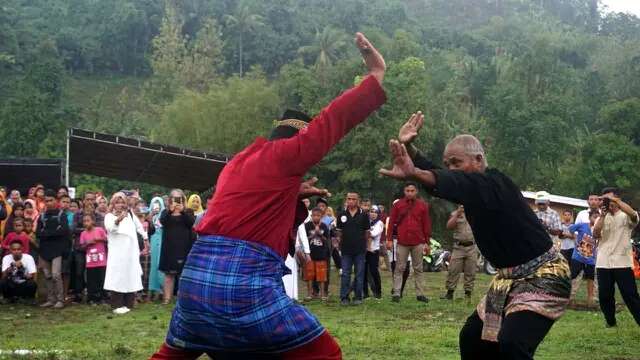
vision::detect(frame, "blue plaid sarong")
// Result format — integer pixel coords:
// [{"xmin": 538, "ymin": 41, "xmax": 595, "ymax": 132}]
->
[{"xmin": 166, "ymin": 235, "xmax": 325, "ymax": 353}]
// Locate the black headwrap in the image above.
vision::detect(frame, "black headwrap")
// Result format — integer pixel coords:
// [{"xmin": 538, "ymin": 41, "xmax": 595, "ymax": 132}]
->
[{"xmin": 269, "ymin": 109, "xmax": 312, "ymax": 140}]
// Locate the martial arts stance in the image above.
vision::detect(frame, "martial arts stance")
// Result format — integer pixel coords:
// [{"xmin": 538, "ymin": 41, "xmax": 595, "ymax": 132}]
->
[
  {"xmin": 150, "ymin": 32, "xmax": 386, "ymax": 360},
  {"xmin": 380, "ymin": 113, "xmax": 571, "ymax": 360}
]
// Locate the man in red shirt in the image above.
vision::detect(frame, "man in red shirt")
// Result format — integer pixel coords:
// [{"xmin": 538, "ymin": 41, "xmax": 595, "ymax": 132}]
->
[
  {"xmin": 150, "ymin": 32, "xmax": 386, "ymax": 360},
  {"xmin": 387, "ymin": 182, "xmax": 431, "ymax": 303}
]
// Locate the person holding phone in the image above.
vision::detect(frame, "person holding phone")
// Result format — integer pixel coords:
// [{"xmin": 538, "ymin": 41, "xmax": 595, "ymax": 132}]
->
[
  {"xmin": 158, "ymin": 189, "xmax": 195, "ymax": 305},
  {"xmin": 593, "ymin": 187, "xmax": 640, "ymax": 328}
]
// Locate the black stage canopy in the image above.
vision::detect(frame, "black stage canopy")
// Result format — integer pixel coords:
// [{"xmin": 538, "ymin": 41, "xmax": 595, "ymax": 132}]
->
[
  {"xmin": 68, "ymin": 128, "xmax": 230, "ymax": 191},
  {"xmin": 0, "ymin": 158, "xmax": 64, "ymax": 194}
]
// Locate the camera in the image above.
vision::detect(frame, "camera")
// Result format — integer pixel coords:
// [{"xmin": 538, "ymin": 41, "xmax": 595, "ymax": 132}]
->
[
  {"xmin": 173, "ymin": 197, "xmax": 183, "ymax": 204},
  {"xmin": 602, "ymin": 197, "xmax": 610, "ymax": 209}
]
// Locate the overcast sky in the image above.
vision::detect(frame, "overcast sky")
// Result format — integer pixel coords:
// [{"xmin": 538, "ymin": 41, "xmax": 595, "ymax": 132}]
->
[{"xmin": 600, "ymin": 0, "xmax": 640, "ymax": 16}]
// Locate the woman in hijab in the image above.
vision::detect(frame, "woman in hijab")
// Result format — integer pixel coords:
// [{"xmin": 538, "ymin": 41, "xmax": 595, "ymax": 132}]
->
[
  {"xmin": 159, "ymin": 189, "xmax": 195, "ymax": 305},
  {"xmin": 147, "ymin": 196, "xmax": 166, "ymax": 302},
  {"xmin": 34, "ymin": 185, "xmax": 46, "ymax": 213},
  {"xmin": 187, "ymin": 194, "xmax": 204, "ymax": 217},
  {"xmin": 104, "ymin": 192, "xmax": 147, "ymax": 314},
  {"xmin": 23, "ymin": 200, "xmax": 39, "ymax": 232},
  {"xmin": 363, "ymin": 205, "xmax": 384, "ymax": 299},
  {"xmin": 95, "ymin": 196, "xmax": 109, "ymax": 224}
]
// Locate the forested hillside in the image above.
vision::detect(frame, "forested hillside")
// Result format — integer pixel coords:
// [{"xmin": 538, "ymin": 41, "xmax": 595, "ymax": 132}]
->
[{"xmin": 2, "ymin": 0, "xmax": 640, "ymax": 205}]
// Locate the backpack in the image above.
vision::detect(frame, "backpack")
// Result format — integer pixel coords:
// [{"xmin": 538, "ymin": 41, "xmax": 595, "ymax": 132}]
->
[{"xmin": 39, "ymin": 209, "xmax": 64, "ymax": 231}]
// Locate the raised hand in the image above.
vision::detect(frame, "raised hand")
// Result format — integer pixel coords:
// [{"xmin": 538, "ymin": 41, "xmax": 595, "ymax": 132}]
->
[
  {"xmin": 299, "ymin": 177, "xmax": 332, "ymax": 199},
  {"xmin": 398, "ymin": 112, "xmax": 424, "ymax": 145},
  {"xmin": 355, "ymin": 32, "xmax": 385, "ymax": 83},
  {"xmin": 379, "ymin": 140, "xmax": 417, "ymax": 180}
]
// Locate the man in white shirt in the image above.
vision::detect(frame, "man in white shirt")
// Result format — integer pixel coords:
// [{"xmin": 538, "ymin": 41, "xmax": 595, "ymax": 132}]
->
[
  {"xmin": 1, "ymin": 240, "xmax": 38, "ymax": 303},
  {"xmin": 593, "ymin": 187, "xmax": 640, "ymax": 327},
  {"xmin": 576, "ymin": 193, "xmax": 602, "ymax": 225}
]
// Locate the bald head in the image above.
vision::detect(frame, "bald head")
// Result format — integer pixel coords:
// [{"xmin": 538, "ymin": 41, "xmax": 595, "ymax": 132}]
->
[{"xmin": 443, "ymin": 134, "xmax": 488, "ymax": 172}]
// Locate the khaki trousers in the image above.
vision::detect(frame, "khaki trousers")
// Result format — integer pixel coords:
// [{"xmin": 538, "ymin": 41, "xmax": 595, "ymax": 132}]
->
[
  {"xmin": 445, "ymin": 244, "xmax": 478, "ymax": 293},
  {"xmin": 393, "ymin": 243, "xmax": 425, "ymax": 297},
  {"xmin": 40, "ymin": 256, "xmax": 64, "ymax": 303}
]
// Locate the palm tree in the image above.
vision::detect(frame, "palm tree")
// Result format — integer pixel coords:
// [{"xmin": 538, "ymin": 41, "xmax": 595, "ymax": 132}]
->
[
  {"xmin": 224, "ymin": 4, "xmax": 264, "ymax": 77},
  {"xmin": 298, "ymin": 26, "xmax": 348, "ymax": 73}
]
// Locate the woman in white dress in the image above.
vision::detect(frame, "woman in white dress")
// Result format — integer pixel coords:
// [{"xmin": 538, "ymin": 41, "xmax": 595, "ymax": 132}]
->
[{"xmin": 104, "ymin": 192, "xmax": 147, "ymax": 314}]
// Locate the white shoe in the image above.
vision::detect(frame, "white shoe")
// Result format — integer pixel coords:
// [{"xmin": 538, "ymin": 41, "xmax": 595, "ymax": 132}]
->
[{"xmin": 112, "ymin": 307, "xmax": 130, "ymax": 315}]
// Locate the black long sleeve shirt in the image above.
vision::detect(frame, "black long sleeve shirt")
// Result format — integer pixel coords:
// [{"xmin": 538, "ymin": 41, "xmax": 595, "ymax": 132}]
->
[{"xmin": 413, "ymin": 152, "xmax": 552, "ymax": 268}]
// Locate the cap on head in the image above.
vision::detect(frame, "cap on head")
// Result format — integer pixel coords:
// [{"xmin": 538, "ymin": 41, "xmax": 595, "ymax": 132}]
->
[
  {"xmin": 269, "ymin": 109, "xmax": 312, "ymax": 140},
  {"xmin": 534, "ymin": 191, "xmax": 551, "ymax": 204}
]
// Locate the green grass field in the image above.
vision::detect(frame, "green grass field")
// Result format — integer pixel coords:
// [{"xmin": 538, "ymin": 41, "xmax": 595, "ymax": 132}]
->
[{"xmin": 2, "ymin": 270, "xmax": 639, "ymax": 359}]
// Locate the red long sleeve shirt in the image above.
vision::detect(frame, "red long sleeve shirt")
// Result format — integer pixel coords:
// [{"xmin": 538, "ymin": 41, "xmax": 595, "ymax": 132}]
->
[
  {"xmin": 387, "ymin": 198, "xmax": 431, "ymax": 246},
  {"xmin": 195, "ymin": 75, "xmax": 386, "ymax": 258}
]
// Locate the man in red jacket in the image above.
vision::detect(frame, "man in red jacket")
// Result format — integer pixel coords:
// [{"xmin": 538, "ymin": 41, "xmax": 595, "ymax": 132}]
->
[
  {"xmin": 387, "ymin": 182, "xmax": 431, "ymax": 303},
  {"xmin": 150, "ymin": 32, "xmax": 386, "ymax": 360}
]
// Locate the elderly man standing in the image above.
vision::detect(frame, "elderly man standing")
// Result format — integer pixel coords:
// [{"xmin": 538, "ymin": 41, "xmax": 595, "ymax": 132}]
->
[
  {"xmin": 533, "ymin": 191, "xmax": 563, "ymax": 252},
  {"xmin": 380, "ymin": 112, "xmax": 570, "ymax": 360}
]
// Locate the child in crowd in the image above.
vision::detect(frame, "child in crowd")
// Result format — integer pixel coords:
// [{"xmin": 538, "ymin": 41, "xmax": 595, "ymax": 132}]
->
[
  {"xmin": 135, "ymin": 206, "xmax": 153, "ymax": 301},
  {"xmin": 23, "ymin": 217, "xmax": 37, "ymax": 260},
  {"xmin": 23, "ymin": 200, "xmax": 39, "ymax": 232},
  {"xmin": 2, "ymin": 218, "xmax": 30, "ymax": 256},
  {"xmin": 3, "ymin": 202, "xmax": 24, "ymax": 236},
  {"xmin": 304, "ymin": 207, "xmax": 331, "ymax": 301},
  {"xmin": 69, "ymin": 200, "xmax": 80, "ymax": 215},
  {"xmin": 569, "ymin": 211, "xmax": 599, "ymax": 307},
  {"xmin": 79, "ymin": 214, "xmax": 108, "ymax": 304}
]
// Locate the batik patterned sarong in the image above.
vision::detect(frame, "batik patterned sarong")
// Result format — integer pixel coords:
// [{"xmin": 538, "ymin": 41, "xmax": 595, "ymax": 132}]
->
[
  {"xmin": 166, "ymin": 235, "xmax": 325, "ymax": 353},
  {"xmin": 477, "ymin": 248, "xmax": 571, "ymax": 342}
]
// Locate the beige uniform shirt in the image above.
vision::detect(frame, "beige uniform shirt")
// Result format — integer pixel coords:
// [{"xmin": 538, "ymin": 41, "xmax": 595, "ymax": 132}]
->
[
  {"xmin": 596, "ymin": 210, "xmax": 639, "ymax": 269},
  {"xmin": 452, "ymin": 213, "xmax": 475, "ymax": 244}
]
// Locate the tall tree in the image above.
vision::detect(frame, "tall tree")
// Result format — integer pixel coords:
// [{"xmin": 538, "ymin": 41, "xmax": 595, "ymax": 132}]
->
[
  {"xmin": 224, "ymin": 3, "xmax": 264, "ymax": 77},
  {"xmin": 298, "ymin": 26, "xmax": 348, "ymax": 79}
]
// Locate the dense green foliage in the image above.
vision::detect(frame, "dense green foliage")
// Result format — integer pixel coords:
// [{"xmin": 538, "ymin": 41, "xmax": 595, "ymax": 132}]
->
[{"xmin": 2, "ymin": 0, "xmax": 640, "ymax": 212}]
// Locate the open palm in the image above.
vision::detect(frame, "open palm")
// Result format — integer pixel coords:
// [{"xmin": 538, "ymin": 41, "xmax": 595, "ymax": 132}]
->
[
  {"xmin": 398, "ymin": 112, "xmax": 424, "ymax": 144},
  {"xmin": 379, "ymin": 140, "xmax": 416, "ymax": 180}
]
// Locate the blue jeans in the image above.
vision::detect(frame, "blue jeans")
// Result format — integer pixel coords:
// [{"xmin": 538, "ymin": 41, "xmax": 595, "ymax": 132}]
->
[{"xmin": 340, "ymin": 253, "xmax": 365, "ymax": 301}]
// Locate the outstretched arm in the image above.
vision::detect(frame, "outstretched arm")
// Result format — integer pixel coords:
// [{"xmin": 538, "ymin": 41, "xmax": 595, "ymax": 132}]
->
[
  {"xmin": 272, "ymin": 33, "xmax": 387, "ymax": 177},
  {"xmin": 397, "ymin": 112, "xmax": 440, "ymax": 170},
  {"xmin": 379, "ymin": 140, "xmax": 437, "ymax": 188}
]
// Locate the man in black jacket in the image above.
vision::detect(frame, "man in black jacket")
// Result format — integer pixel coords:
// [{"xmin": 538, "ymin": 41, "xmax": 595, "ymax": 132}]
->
[
  {"xmin": 380, "ymin": 112, "xmax": 570, "ymax": 360},
  {"xmin": 37, "ymin": 189, "xmax": 70, "ymax": 309}
]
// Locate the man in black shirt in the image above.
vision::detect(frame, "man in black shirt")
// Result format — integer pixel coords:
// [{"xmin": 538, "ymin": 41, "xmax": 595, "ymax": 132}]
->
[
  {"xmin": 337, "ymin": 192, "xmax": 370, "ymax": 306},
  {"xmin": 380, "ymin": 112, "xmax": 570, "ymax": 360},
  {"xmin": 37, "ymin": 190, "xmax": 71, "ymax": 309}
]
